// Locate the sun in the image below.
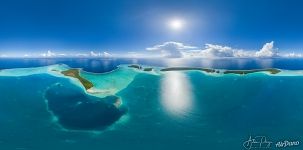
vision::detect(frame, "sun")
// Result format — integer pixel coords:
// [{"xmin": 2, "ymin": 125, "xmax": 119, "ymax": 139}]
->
[{"xmin": 168, "ymin": 19, "xmax": 184, "ymax": 31}]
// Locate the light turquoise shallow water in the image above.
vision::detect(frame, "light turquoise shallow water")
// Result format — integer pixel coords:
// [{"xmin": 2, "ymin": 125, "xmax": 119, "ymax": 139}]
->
[{"xmin": 0, "ymin": 65, "xmax": 303, "ymax": 149}]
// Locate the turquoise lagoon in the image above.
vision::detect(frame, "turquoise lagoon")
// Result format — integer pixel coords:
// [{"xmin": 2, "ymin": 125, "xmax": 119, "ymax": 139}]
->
[{"xmin": 0, "ymin": 63, "xmax": 303, "ymax": 149}]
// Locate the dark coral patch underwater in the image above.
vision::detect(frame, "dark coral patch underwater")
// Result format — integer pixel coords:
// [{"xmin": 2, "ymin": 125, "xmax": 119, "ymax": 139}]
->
[{"xmin": 44, "ymin": 83, "xmax": 127, "ymax": 130}]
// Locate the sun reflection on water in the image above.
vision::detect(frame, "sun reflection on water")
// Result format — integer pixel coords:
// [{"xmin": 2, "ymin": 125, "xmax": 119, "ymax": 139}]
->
[{"xmin": 160, "ymin": 71, "xmax": 193, "ymax": 116}]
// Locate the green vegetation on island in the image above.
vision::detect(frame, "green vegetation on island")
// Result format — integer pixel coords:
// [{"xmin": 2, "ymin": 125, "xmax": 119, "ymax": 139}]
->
[
  {"xmin": 128, "ymin": 64, "xmax": 142, "ymax": 69},
  {"xmin": 223, "ymin": 68, "xmax": 281, "ymax": 75},
  {"xmin": 160, "ymin": 67, "xmax": 216, "ymax": 73},
  {"xmin": 61, "ymin": 69, "xmax": 94, "ymax": 90},
  {"xmin": 160, "ymin": 67, "xmax": 281, "ymax": 75},
  {"xmin": 128, "ymin": 64, "xmax": 153, "ymax": 72},
  {"xmin": 143, "ymin": 68, "xmax": 153, "ymax": 71}
]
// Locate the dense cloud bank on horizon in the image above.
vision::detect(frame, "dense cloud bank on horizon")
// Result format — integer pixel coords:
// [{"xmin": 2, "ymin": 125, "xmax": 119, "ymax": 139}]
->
[
  {"xmin": 0, "ymin": 50, "xmax": 113, "ymax": 58},
  {"xmin": 1, "ymin": 42, "xmax": 303, "ymax": 58},
  {"xmin": 42, "ymin": 51, "xmax": 113, "ymax": 58},
  {"xmin": 146, "ymin": 41, "xmax": 303, "ymax": 58}
]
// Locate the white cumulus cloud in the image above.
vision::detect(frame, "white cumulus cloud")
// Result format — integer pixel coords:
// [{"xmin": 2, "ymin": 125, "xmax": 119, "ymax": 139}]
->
[
  {"xmin": 255, "ymin": 41, "xmax": 277, "ymax": 57},
  {"xmin": 90, "ymin": 51, "xmax": 112, "ymax": 57},
  {"xmin": 196, "ymin": 42, "xmax": 278, "ymax": 58},
  {"xmin": 90, "ymin": 51, "xmax": 101, "ymax": 57},
  {"xmin": 147, "ymin": 41, "xmax": 284, "ymax": 58},
  {"xmin": 41, "ymin": 50, "xmax": 56, "ymax": 57},
  {"xmin": 199, "ymin": 44, "xmax": 235, "ymax": 57},
  {"xmin": 279, "ymin": 52, "xmax": 303, "ymax": 58},
  {"xmin": 146, "ymin": 41, "xmax": 198, "ymax": 58},
  {"xmin": 75, "ymin": 53, "xmax": 89, "ymax": 57},
  {"xmin": 102, "ymin": 52, "xmax": 112, "ymax": 57}
]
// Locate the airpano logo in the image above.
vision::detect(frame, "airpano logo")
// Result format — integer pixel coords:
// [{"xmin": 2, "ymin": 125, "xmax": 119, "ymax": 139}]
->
[
  {"xmin": 275, "ymin": 140, "xmax": 300, "ymax": 148},
  {"xmin": 243, "ymin": 136, "xmax": 300, "ymax": 149}
]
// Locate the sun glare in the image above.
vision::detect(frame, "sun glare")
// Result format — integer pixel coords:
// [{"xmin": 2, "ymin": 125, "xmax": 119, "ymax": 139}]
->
[{"xmin": 169, "ymin": 19, "xmax": 184, "ymax": 31}]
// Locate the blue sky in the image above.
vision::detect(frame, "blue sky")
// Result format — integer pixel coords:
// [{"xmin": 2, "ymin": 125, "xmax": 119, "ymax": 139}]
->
[{"xmin": 1, "ymin": 0, "xmax": 303, "ymax": 57}]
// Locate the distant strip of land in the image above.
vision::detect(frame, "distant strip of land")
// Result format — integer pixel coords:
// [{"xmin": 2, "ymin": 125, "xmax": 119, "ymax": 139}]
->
[
  {"xmin": 128, "ymin": 64, "xmax": 142, "ymax": 69},
  {"xmin": 128, "ymin": 64, "xmax": 153, "ymax": 72},
  {"xmin": 61, "ymin": 69, "xmax": 93, "ymax": 90},
  {"xmin": 160, "ymin": 67, "xmax": 281, "ymax": 75},
  {"xmin": 160, "ymin": 67, "xmax": 216, "ymax": 73},
  {"xmin": 223, "ymin": 68, "xmax": 281, "ymax": 75},
  {"xmin": 128, "ymin": 64, "xmax": 282, "ymax": 75}
]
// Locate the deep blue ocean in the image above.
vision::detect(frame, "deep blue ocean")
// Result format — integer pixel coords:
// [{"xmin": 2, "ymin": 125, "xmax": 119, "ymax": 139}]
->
[{"xmin": 0, "ymin": 58, "xmax": 303, "ymax": 150}]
